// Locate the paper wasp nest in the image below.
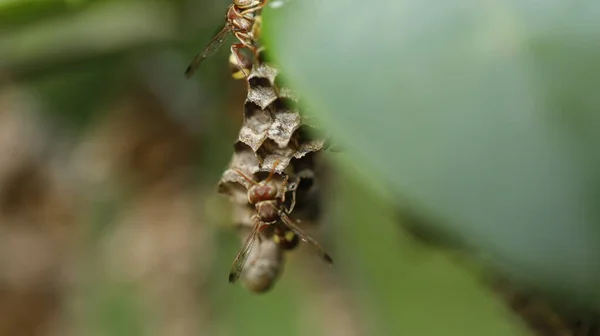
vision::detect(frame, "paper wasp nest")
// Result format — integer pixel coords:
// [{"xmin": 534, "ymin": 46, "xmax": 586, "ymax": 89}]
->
[
  {"xmin": 218, "ymin": 51, "xmax": 331, "ymax": 293},
  {"xmin": 236, "ymin": 54, "xmax": 331, "ymax": 174}
]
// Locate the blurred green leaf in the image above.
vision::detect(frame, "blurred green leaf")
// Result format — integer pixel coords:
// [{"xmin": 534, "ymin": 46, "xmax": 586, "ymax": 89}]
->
[
  {"xmin": 0, "ymin": 0, "xmax": 76, "ymax": 28},
  {"xmin": 32, "ymin": 57, "xmax": 124, "ymax": 129},
  {"xmin": 332, "ymin": 169, "xmax": 528, "ymax": 335},
  {"xmin": 263, "ymin": 0, "xmax": 600, "ymax": 309},
  {"xmin": 0, "ymin": 0, "xmax": 178, "ymax": 79}
]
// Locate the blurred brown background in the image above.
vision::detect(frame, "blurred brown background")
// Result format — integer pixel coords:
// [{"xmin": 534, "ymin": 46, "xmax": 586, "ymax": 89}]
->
[{"xmin": 0, "ymin": 1, "xmax": 577, "ymax": 335}]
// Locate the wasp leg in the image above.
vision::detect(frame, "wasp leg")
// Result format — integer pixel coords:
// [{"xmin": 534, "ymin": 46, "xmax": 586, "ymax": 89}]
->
[
  {"xmin": 230, "ymin": 43, "xmax": 251, "ymax": 80},
  {"xmin": 280, "ymin": 175, "xmax": 299, "ymax": 214},
  {"xmin": 287, "ymin": 175, "xmax": 299, "ymax": 213},
  {"xmin": 280, "ymin": 175, "xmax": 289, "ymax": 204}
]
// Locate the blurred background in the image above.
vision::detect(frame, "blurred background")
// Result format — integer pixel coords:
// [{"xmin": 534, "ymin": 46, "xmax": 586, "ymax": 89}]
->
[{"xmin": 0, "ymin": 0, "xmax": 589, "ymax": 335}]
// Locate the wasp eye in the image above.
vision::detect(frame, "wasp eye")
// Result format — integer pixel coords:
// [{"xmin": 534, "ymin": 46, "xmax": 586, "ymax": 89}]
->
[{"xmin": 247, "ymin": 185, "xmax": 259, "ymax": 204}]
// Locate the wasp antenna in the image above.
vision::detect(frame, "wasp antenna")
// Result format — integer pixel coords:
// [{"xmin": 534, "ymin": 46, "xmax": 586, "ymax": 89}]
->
[
  {"xmin": 233, "ymin": 169, "xmax": 259, "ymax": 186},
  {"xmin": 265, "ymin": 159, "xmax": 281, "ymax": 183}
]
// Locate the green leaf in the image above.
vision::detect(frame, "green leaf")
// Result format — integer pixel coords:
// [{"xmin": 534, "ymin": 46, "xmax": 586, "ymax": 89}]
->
[
  {"xmin": 263, "ymin": 0, "xmax": 600, "ymax": 309},
  {"xmin": 0, "ymin": 0, "xmax": 178, "ymax": 78},
  {"xmin": 333, "ymin": 173, "xmax": 529, "ymax": 335}
]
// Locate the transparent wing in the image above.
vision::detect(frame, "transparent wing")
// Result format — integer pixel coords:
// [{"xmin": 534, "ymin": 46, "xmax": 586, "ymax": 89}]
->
[
  {"xmin": 228, "ymin": 221, "xmax": 261, "ymax": 283},
  {"xmin": 280, "ymin": 213, "xmax": 333, "ymax": 265},
  {"xmin": 185, "ymin": 24, "xmax": 232, "ymax": 78}
]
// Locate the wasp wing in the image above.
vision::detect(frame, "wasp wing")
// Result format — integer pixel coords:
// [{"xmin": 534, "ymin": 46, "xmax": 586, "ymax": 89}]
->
[
  {"xmin": 280, "ymin": 213, "xmax": 333, "ymax": 265},
  {"xmin": 228, "ymin": 222, "xmax": 261, "ymax": 283},
  {"xmin": 185, "ymin": 24, "xmax": 232, "ymax": 78}
]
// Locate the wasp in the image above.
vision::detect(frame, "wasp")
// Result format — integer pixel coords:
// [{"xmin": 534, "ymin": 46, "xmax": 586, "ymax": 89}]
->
[
  {"xmin": 185, "ymin": 0, "xmax": 267, "ymax": 79},
  {"xmin": 228, "ymin": 161, "xmax": 333, "ymax": 284}
]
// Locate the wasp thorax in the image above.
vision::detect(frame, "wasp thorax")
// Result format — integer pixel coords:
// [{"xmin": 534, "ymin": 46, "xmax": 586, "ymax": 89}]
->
[
  {"xmin": 234, "ymin": 0, "xmax": 261, "ymax": 8},
  {"xmin": 247, "ymin": 182, "xmax": 277, "ymax": 204},
  {"xmin": 256, "ymin": 200, "xmax": 279, "ymax": 223},
  {"xmin": 226, "ymin": 6, "xmax": 240, "ymax": 21}
]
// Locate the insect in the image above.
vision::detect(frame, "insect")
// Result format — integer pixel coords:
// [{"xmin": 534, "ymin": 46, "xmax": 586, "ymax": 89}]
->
[
  {"xmin": 228, "ymin": 161, "xmax": 333, "ymax": 284},
  {"xmin": 238, "ymin": 232, "xmax": 284, "ymax": 293},
  {"xmin": 185, "ymin": 0, "xmax": 267, "ymax": 79}
]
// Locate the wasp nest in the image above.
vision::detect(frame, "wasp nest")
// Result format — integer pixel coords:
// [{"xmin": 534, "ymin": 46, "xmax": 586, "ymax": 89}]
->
[
  {"xmin": 217, "ymin": 50, "xmax": 331, "ymax": 293},
  {"xmin": 236, "ymin": 55, "xmax": 330, "ymax": 173}
]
